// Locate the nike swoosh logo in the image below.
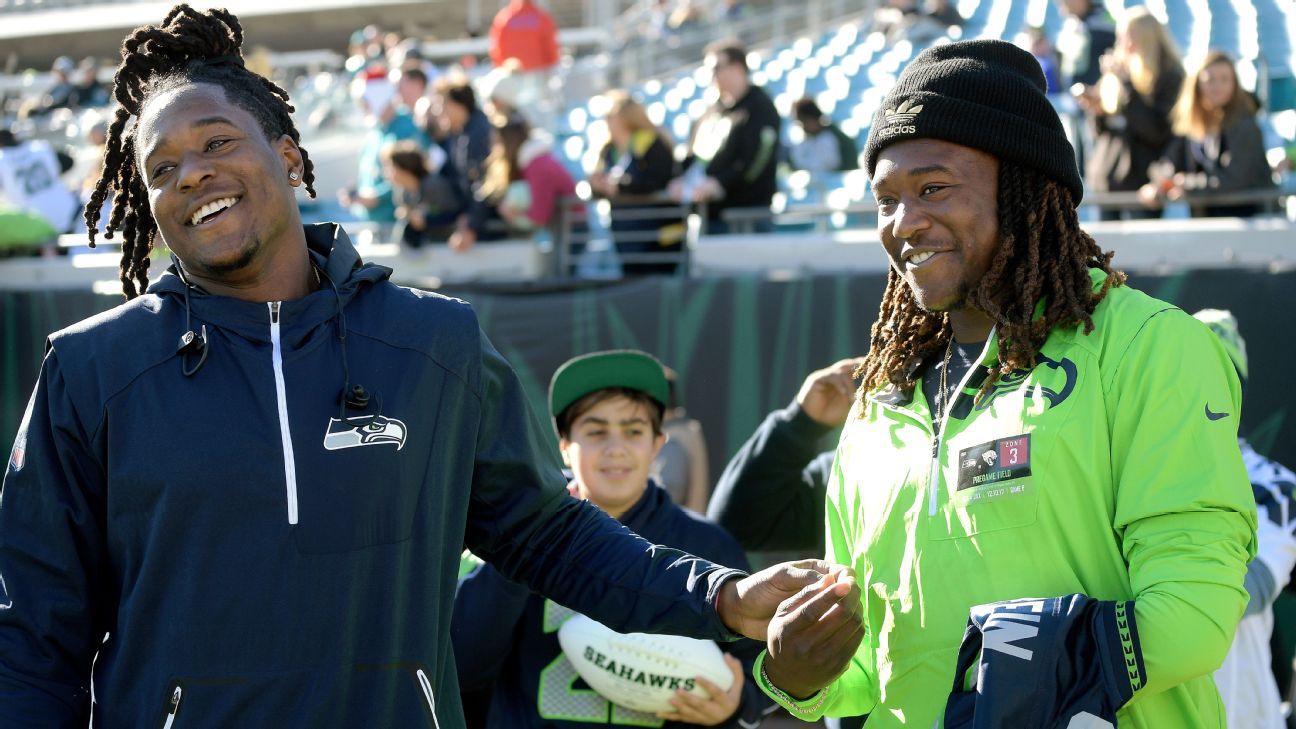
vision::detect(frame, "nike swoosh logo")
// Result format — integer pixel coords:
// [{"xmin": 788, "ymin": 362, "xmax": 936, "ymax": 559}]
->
[{"xmin": 1204, "ymin": 404, "xmax": 1229, "ymax": 421}]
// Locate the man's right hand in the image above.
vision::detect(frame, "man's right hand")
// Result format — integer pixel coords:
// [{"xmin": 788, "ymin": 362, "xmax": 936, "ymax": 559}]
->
[
  {"xmin": 796, "ymin": 358, "xmax": 867, "ymax": 427},
  {"xmin": 763, "ymin": 569, "xmax": 865, "ymax": 700}
]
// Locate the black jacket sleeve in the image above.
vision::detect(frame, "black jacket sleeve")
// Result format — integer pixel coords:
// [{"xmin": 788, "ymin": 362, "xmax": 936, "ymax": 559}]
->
[
  {"xmin": 0, "ymin": 350, "xmax": 110, "ymax": 728},
  {"xmin": 707, "ymin": 402, "xmax": 836, "ymax": 554},
  {"xmin": 465, "ymin": 329, "xmax": 745, "ymax": 640}
]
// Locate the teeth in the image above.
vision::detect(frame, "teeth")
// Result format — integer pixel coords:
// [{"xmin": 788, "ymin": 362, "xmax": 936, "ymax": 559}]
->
[
  {"xmin": 189, "ymin": 196, "xmax": 239, "ymax": 226},
  {"xmin": 908, "ymin": 251, "xmax": 935, "ymax": 266}
]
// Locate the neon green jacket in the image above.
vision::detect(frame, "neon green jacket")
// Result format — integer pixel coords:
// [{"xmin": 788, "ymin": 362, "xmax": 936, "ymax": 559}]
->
[{"xmin": 757, "ymin": 270, "xmax": 1257, "ymax": 727}]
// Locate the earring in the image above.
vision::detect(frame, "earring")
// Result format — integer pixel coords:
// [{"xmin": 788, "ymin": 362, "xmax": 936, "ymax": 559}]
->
[{"xmin": 289, "ymin": 171, "xmax": 300, "ymax": 181}]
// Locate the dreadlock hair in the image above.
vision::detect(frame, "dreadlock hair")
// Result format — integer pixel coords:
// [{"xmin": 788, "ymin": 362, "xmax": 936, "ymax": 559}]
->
[
  {"xmin": 85, "ymin": 4, "xmax": 316, "ymax": 299},
  {"xmin": 855, "ymin": 161, "xmax": 1127, "ymax": 408}
]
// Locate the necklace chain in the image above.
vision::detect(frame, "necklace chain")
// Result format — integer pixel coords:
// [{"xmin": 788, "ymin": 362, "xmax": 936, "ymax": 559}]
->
[{"xmin": 935, "ymin": 336, "xmax": 954, "ymax": 425}]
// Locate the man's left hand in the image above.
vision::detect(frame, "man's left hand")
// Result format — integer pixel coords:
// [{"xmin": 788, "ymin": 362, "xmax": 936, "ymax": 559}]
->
[{"xmin": 716, "ymin": 560, "xmax": 852, "ymax": 640}]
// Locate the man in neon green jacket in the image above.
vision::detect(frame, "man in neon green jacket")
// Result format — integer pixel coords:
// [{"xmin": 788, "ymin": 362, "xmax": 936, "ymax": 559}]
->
[{"xmin": 754, "ymin": 39, "xmax": 1256, "ymax": 728}]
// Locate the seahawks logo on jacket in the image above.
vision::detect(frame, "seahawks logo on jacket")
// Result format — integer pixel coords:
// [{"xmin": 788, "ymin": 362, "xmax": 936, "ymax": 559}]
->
[
  {"xmin": 974, "ymin": 354, "xmax": 1078, "ymax": 412},
  {"xmin": 323, "ymin": 415, "xmax": 407, "ymax": 451}
]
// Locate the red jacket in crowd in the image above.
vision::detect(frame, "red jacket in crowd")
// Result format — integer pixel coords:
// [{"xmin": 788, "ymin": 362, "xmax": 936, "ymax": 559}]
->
[{"xmin": 489, "ymin": 0, "xmax": 560, "ymax": 71}]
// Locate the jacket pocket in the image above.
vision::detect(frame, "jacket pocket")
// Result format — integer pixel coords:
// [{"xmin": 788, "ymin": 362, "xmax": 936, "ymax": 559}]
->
[
  {"xmin": 330, "ymin": 662, "xmax": 442, "ymax": 728},
  {"xmin": 930, "ymin": 433, "xmax": 1040, "ymax": 540},
  {"xmin": 154, "ymin": 677, "xmax": 251, "ymax": 728},
  {"xmin": 416, "ymin": 668, "xmax": 441, "ymax": 729},
  {"xmin": 293, "ymin": 428, "xmax": 426, "ymax": 554},
  {"xmin": 929, "ymin": 475, "xmax": 1040, "ymax": 540}
]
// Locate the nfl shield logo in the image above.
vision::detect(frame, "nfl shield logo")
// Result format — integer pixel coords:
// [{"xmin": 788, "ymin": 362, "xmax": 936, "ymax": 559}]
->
[{"xmin": 8, "ymin": 426, "xmax": 25, "ymax": 472}]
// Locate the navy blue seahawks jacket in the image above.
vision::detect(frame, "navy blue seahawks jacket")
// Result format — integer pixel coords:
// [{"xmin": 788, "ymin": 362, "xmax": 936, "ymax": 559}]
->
[
  {"xmin": 454, "ymin": 482, "xmax": 769, "ymax": 728},
  {"xmin": 0, "ymin": 224, "xmax": 743, "ymax": 729},
  {"xmin": 944, "ymin": 594, "xmax": 1145, "ymax": 729}
]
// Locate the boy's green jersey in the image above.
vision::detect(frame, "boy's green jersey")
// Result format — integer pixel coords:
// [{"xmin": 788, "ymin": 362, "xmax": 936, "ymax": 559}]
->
[{"xmin": 758, "ymin": 271, "xmax": 1257, "ymax": 727}]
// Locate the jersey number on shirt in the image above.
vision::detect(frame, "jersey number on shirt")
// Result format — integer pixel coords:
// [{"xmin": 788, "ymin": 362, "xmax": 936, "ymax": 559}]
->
[{"xmin": 538, "ymin": 600, "xmax": 664, "ymax": 727}]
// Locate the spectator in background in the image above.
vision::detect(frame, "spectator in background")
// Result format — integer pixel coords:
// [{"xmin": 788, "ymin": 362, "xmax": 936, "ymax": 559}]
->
[
  {"xmin": 1192, "ymin": 309, "xmax": 1296, "ymax": 729},
  {"xmin": 1074, "ymin": 6, "xmax": 1183, "ymax": 219},
  {"xmin": 476, "ymin": 60, "xmax": 532, "ymax": 121},
  {"xmin": 431, "ymin": 75, "xmax": 494, "ymax": 244},
  {"xmin": 488, "ymin": 0, "xmax": 558, "ymax": 130},
  {"xmin": 788, "ymin": 97, "xmax": 859, "ymax": 173},
  {"xmin": 589, "ymin": 90, "xmax": 683, "ymax": 275},
  {"xmin": 76, "ymin": 112, "xmax": 112, "ymax": 233},
  {"xmin": 1055, "ymin": 0, "xmax": 1116, "ymax": 87},
  {"xmin": 339, "ymin": 67, "xmax": 428, "ymax": 223},
  {"xmin": 381, "ymin": 140, "xmax": 457, "ymax": 249},
  {"xmin": 459, "ymin": 114, "xmax": 580, "ymax": 250},
  {"xmin": 871, "ymin": 0, "xmax": 958, "ymax": 48},
  {"xmin": 668, "ymin": 0, "xmax": 707, "ymax": 37},
  {"xmin": 925, "ymin": 0, "xmax": 964, "ymax": 30},
  {"xmin": 344, "ymin": 25, "xmax": 383, "ymax": 75},
  {"xmin": 670, "ymin": 41, "xmax": 780, "ymax": 233},
  {"xmin": 1140, "ymin": 51, "xmax": 1275, "ymax": 217},
  {"xmin": 390, "ymin": 38, "xmax": 441, "ymax": 89},
  {"xmin": 19, "ymin": 56, "xmax": 78, "ymax": 119},
  {"xmin": 718, "ymin": 0, "xmax": 749, "ymax": 23},
  {"xmin": 653, "ymin": 366, "xmax": 710, "ymax": 513},
  {"xmin": 396, "ymin": 65, "xmax": 429, "ymax": 114},
  {"xmin": 0, "ymin": 128, "xmax": 81, "ymax": 250},
  {"xmin": 489, "ymin": 0, "xmax": 560, "ymax": 72},
  {"xmin": 72, "ymin": 57, "xmax": 108, "ymax": 108},
  {"xmin": 453, "ymin": 350, "xmax": 768, "ymax": 729},
  {"xmin": 1025, "ymin": 26, "xmax": 1062, "ymax": 94}
]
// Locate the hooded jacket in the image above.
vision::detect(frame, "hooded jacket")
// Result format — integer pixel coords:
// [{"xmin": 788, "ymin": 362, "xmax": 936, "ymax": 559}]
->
[{"xmin": 0, "ymin": 224, "xmax": 742, "ymax": 729}]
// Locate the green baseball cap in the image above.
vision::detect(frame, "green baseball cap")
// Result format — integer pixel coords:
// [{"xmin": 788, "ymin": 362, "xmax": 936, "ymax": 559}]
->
[
  {"xmin": 549, "ymin": 350, "xmax": 670, "ymax": 421},
  {"xmin": 1193, "ymin": 308, "xmax": 1248, "ymax": 381}
]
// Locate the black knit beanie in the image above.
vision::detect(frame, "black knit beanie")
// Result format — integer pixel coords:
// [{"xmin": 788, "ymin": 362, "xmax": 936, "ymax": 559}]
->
[{"xmin": 862, "ymin": 39, "xmax": 1084, "ymax": 204}]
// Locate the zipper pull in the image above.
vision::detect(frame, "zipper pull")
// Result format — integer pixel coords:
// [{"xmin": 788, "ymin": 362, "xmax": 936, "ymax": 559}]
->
[
  {"xmin": 162, "ymin": 686, "xmax": 183, "ymax": 729},
  {"xmin": 269, "ymin": 300, "xmax": 281, "ymax": 324}
]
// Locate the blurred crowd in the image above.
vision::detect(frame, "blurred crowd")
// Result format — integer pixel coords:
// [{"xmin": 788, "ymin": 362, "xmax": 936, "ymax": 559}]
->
[{"xmin": 1, "ymin": 0, "xmax": 1293, "ymax": 271}]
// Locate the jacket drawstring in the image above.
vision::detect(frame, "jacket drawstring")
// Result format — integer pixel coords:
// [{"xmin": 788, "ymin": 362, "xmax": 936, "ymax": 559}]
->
[
  {"xmin": 318, "ymin": 265, "xmax": 382, "ymax": 427},
  {"xmin": 172, "ymin": 255, "xmax": 209, "ymax": 377}
]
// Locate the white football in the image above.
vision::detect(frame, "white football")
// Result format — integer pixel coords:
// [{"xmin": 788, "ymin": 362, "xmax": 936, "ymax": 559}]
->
[{"xmin": 557, "ymin": 613, "xmax": 734, "ymax": 713}]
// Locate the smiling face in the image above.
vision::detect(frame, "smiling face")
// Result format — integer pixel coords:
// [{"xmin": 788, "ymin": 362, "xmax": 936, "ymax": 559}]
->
[
  {"xmin": 560, "ymin": 394, "xmax": 666, "ymax": 520},
  {"xmin": 137, "ymin": 82, "xmax": 303, "ymax": 279},
  {"xmin": 872, "ymin": 138, "xmax": 1001, "ymax": 316}
]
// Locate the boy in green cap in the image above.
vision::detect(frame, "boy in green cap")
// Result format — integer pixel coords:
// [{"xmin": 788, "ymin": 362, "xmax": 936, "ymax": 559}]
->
[{"xmin": 453, "ymin": 350, "xmax": 768, "ymax": 728}]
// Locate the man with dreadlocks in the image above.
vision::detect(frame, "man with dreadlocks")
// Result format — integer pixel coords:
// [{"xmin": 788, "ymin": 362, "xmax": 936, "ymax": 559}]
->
[
  {"xmin": 753, "ymin": 40, "xmax": 1256, "ymax": 728},
  {"xmin": 0, "ymin": 6, "xmax": 856, "ymax": 728}
]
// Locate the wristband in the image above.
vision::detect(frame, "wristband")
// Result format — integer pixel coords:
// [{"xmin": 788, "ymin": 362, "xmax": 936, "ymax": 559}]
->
[{"xmin": 755, "ymin": 652, "xmax": 829, "ymax": 718}]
